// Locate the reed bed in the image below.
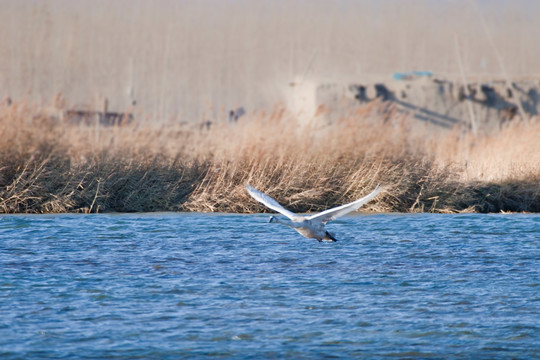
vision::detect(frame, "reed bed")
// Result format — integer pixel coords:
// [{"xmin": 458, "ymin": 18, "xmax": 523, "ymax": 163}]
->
[{"xmin": 0, "ymin": 100, "xmax": 538, "ymax": 214}]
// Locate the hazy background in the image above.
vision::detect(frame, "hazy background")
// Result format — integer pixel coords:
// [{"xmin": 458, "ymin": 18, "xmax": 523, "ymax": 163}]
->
[{"xmin": 1, "ymin": 0, "xmax": 539, "ymax": 121}]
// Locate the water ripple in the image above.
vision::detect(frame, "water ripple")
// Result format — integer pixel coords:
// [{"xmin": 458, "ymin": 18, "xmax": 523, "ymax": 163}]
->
[{"xmin": 0, "ymin": 213, "xmax": 538, "ymax": 358}]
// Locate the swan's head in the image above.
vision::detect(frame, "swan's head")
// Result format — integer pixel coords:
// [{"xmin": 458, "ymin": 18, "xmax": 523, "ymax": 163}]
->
[{"xmin": 268, "ymin": 216, "xmax": 277, "ymax": 223}]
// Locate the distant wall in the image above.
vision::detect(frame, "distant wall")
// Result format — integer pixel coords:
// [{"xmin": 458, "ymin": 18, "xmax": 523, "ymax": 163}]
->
[
  {"xmin": 1, "ymin": 0, "xmax": 540, "ymax": 121},
  {"xmin": 290, "ymin": 76, "xmax": 540, "ymax": 133}
]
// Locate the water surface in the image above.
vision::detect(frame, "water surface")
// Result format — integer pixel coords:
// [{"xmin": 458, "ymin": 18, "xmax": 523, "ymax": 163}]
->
[{"xmin": 1, "ymin": 213, "xmax": 539, "ymax": 358}]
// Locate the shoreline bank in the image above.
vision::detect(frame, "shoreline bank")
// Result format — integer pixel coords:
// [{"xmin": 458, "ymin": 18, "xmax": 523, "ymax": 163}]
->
[{"xmin": 0, "ymin": 102, "xmax": 538, "ymax": 214}]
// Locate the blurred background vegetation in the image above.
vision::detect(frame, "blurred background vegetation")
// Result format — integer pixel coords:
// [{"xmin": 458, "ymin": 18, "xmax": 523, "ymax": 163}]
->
[{"xmin": 1, "ymin": 0, "xmax": 539, "ymax": 120}]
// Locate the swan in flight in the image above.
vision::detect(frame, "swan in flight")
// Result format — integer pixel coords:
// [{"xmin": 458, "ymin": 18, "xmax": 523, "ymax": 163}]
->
[{"xmin": 245, "ymin": 184, "xmax": 382, "ymax": 242}]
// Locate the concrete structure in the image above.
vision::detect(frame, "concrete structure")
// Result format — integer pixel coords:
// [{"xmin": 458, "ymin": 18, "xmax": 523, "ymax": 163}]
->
[{"xmin": 288, "ymin": 75, "xmax": 539, "ymax": 133}]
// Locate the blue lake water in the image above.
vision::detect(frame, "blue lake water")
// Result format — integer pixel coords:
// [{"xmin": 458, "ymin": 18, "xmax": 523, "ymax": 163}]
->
[{"xmin": 1, "ymin": 213, "xmax": 539, "ymax": 359}]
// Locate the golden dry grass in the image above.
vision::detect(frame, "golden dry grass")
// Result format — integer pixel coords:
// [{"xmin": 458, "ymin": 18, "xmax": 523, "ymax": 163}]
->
[{"xmin": 0, "ymin": 100, "xmax": 538, "ymax": 214}]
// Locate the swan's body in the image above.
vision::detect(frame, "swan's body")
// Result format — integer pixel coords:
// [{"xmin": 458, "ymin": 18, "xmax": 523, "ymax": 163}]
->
[{"xmin": 245, "ymin": 184, "xmax": 381, "ymax": 242}]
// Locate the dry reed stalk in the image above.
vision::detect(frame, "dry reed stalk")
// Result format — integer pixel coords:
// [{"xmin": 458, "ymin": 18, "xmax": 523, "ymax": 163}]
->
[{"xmin": 0, "ymin": 100, "xmax": 538, "ymax": 214}]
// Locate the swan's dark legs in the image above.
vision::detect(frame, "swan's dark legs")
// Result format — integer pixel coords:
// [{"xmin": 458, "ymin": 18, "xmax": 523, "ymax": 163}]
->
[{"xmin": 325, "ymin": 231, "xmax": 338, "ymax": 242}]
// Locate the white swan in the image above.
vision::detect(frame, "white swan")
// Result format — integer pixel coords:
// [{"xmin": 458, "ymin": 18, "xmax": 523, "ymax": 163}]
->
[{"xmin": 245, "ymin": 184, "xmax": 382, "ymax": 242}]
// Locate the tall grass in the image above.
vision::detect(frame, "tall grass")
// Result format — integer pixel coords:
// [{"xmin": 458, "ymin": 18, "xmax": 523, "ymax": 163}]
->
[{"xmin": 0, "ymin": 100, "xmax": 538, "ymax": 214}]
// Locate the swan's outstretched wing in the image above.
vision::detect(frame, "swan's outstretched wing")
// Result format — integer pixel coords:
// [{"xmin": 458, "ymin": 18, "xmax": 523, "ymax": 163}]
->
[
  {"xmin": 245, "ymin": 184, "xmax": 297, "ymax": 220},
  {"xmin": 307, "ymin": 185, "xmax": 381, "ymax": 223}
]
